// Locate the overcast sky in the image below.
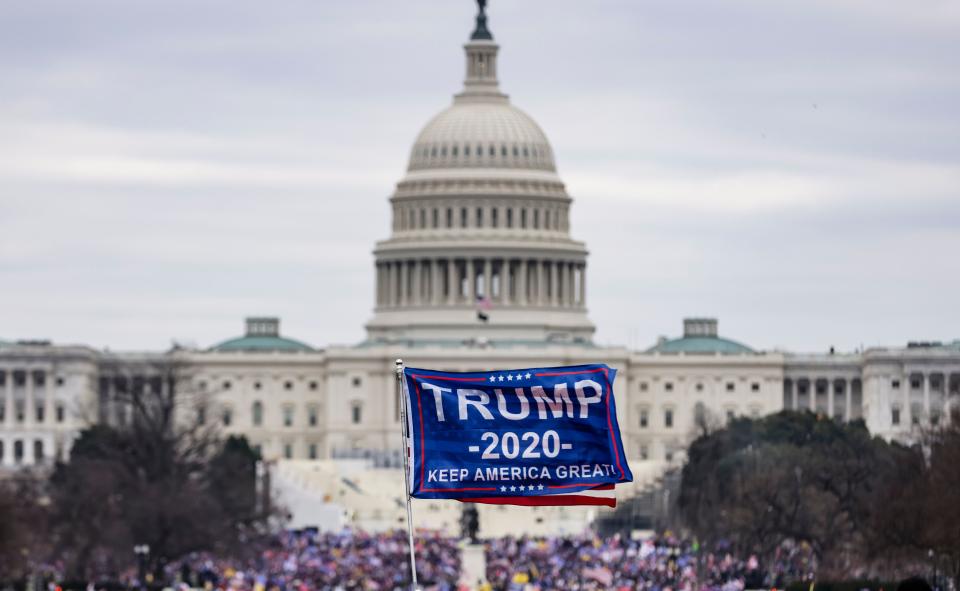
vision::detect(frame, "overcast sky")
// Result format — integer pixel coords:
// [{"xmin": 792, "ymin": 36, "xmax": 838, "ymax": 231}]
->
[{"xmin": 1, "ymin": 0, "xmax": 958, "ymax": 353}]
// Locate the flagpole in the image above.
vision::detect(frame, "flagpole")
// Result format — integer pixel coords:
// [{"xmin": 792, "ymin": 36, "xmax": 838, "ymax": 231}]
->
[{"xmin": 395, "ymin": 358, "xmax": 420, "ymax": 591}]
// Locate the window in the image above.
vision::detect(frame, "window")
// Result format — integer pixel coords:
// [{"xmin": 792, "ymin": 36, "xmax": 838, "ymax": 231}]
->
[
  {"xmin": 639, "ymin": 409, "xmax": 649, "ymax": 428},
  {"xmin": 284, "ymin": 443, "xmax": 293, "ymax": 459},
  {"xmin": 252, "ymin": 401, "xmax": 263, "ymax": 427},
  {"xmin": 352, "ymin": 403, "xmax": 362, "ymax": 425},
  {"xmin": 198, "ymin": 381, "xmax": 207, "ymax": 392},
  {"xmin": 56, "ymin": 377, "xmax": 65, "ymax": 387},
  {"xmin": 639, "ymin": 445, "xmax": 649, "ymax": 460},
  {"xmin": 36, "ymin": 406, "xmax": 44, "ymax": 423},
  {"xmin": 283, "ymin": 406, "xmax": 294, "ymax": 427},
  {"xmin": 308, "ymin": 406, "xmax": 318, "ymax": 427},
  {"xmin": 432, "ymin": 208, "xmax": 438, "ymax": 228},
  {"xmin": 14, "ymin": 440, "xmax": 23, "ymax": 463},
  {"xmin": 665, "ymin": 382, "xmax": 673, "ymax": 392},
  {"xmin": 911, "ymin": 379, "xmax": 921, "ymax": 389},
  {"xmin": 664, "ymin": 409, "xmax": 674, "ymax": 428},
  {"xmin": 639, "ymin": 382, "xmax": 648, "ymax": 392},
  {"xmin": 446, "ymin": 208, "xmax": 453, "ymax": 228},
  {"xmin": 726, "ymin": 382, "xmax": 735, "ymax": 392},
  {"xmin": 891, "ymin": 406, "xmax": 901, "ymax": 426},
  {"xmin": 56, "ymin": 405, "xmax": 65, "ymax": 423},
  {"xmin": 726, "ymin": 409, "xmax": 735, "ymax": 423},
  {"xmin": 476, "ymin": 207, "xmax": 483, "ymax": 227},
  {"xmin": 197, "ymin": 405, "xmax": 206, "ymax": 426},
  {"xmin": 521, "ymin": 209, "xmax": 527, "ymax": 228},
  {"xmin": 492, "ymin": 208, "xmax": 498, "ymax": 228},
  {"xmin": 284, "ymin": 381, "xmax": 293, "ymax": 391},
  {"xmin": 461, "ymin": 207, "xmax": 468, "ymax": 227},
  {"xmin": 352, "ymin": 377, "xmax": 362, "ymax": 388},
  {"xmin": 254, "ymin": 381, "xmax": 262, "ymax": 390},
  {"xmin": 451, "ymin": 146, "xmax": 458, "ymax": 157},
  {"xmin": 16, "ymin": 401, "xmax": 24, "ymax": 423},
  {"xmin": 506, "ymin": 208, "xmax": 513, "ymax": 228},
  {"xmin": 533, "ymin": 209, "xmax": 540, "ymax": 229},
  {"xmin": 420, "ymin": 209, "xmax": 426, "ymax": 228},
  {"xmin": 891, "ymin": 379, "xmax": 900, "ymax": 389},
  {"xmin": 222, "ymin": 380, "xmax": 232, "ymax": 391},
  {"xmin": 222, "ymin": 408, "xmax": 233, "ymax": 427},
  {"xmin": 34, "ymin": 440, "xmax": 44, "ymax": 463},
  {"xmin": 309, "ymin": 381, "xmax": 318, "ymax": 391},
  {"xmin": 695, "ymin": 383, "xmax": 703, "ymax": 392},
  {"xmin": 665, "ymin": 449, "xmax": 674, "ymax": 463},
  {"xmin": 751, "ymin": 382, "xmax": 760, "ymax": 392},
  {"xmin": 694, "ymin": 402, "xmax": 706, "ymax": 426},
  {"xmin": 308, "ymin": 443, "xmax": 318, "ymax": 460}
]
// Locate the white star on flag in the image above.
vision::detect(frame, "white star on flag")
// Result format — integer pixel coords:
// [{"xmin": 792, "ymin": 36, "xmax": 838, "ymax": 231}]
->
[
  {"xmin": 507, "ymin": 374, "xmax": 513, "ymax": 381},
  {"xmin": 525, "ymin": 373, "xmax": 532, "ymax": 379},
  {"xmin": 538, "ymin": 484, "xmax": 544, "ymax": 490},
  {"xmin": 500, "ymin": 486, "xmax": 507, "ymax": 492},
  {"xmin": 510, "ymin": 485, "xmax": 516, "ymax": 492},
  {"xmin": 518, "ymin": 485, "xmax": 525, "ymax": 491},
  {"xmin": 498, "ymin": 376, "xmax": 504, "ymax": 382},
  {"xmin": 489, "ymin": 376, "xmax": 496, "ymax": 382}
]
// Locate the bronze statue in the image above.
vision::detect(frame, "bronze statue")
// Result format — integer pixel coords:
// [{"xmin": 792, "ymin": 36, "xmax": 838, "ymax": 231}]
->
[{"xmin": 471, "ymin": 0, "xmax": 493, "ymax": 40}]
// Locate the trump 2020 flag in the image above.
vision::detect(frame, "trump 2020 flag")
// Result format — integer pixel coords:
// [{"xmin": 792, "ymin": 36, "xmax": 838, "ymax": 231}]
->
[{"xmin": 402, "ymin": 364, "xmax": 633, "ymax": 507}]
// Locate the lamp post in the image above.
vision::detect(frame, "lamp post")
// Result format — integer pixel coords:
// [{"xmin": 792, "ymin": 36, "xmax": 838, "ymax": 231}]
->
[{"xmin": 134, "ymin": 544, "xmax": 150, "ymax": 588}]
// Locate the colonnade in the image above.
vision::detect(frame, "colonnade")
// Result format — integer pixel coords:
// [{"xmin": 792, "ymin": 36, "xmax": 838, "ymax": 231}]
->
[
  {"xmin": 375, "ymin": 258, "xmax": 586, "ymax": 309},
  {"xmin": 0, "ymin": 368, "xmax": 59, "ymax": 466},
  {"xmin": 783, "ymin": 377, "xmax": 863, "ymax": 421},
  {"xmin": 894, "ymin": 371, "xmax": 958, "ymax": 426}
]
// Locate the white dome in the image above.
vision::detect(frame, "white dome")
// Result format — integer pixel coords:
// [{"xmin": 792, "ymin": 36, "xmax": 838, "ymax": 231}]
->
[{"xmin": 407, "ymin": 102, "xmax": 556, "ymax": 172}]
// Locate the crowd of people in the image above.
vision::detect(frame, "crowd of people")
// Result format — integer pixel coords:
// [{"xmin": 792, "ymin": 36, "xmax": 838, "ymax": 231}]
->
[
  {"xmin": 35, "ymin": 530, "xmax": 815, "ymax": 591},
  {"xmin": 484, "ymin": 534, "xmax": 814, "ymax": 591},
  {"xmin": 153, "ymin": 530, "xmax": 815, "ymax": 591}
]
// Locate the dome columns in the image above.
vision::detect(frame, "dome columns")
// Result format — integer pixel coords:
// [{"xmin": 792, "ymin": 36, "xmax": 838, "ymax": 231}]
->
[{"xmin": 374, "ymin": 256, "xmax": 586, "ymax": 312}]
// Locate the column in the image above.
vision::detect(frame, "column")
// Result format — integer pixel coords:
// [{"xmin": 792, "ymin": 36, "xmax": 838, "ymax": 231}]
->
[
  {"xmin": 412, "ymin": 260, "xmax": 422, "ymax": 305},
  {"xmin": 399, "ymin": 261, "xmax": 408, "ymax": 306},
  {"xmin": 828, "ymin": 380, "xmax": 835, "ymax": 419},
  {"xmin": 446, "ymin": 260, "xmax": 456, "ymax": 305},
  {"xmin": 845, "ymin": 380, "xmax": 853, "ymax": 421},
  {"xmin": 923, "ymin": 373, "xmax": 930, "ymax": 421},
  {"xmin": 44, "ymin": 369, "xmax": 54, "ymax": 428},
  {"xmin": 3, "ymin": 369, "xmax": 12, "ymax": 425},
  {"xmin": 537, "ymin": 260, "xmax": 546, "ymax": 305},
  {"xmin": 808, "ymin": 378, "xmax": 816, "ymax": 412},
  {"xmin": 790, "ymin": 380, "xmax": 798, "ymax": 410},
  {"xmin": 24, "ymin": 369, "xmax": 34, "ymax": 427},
  {"xmin": 517, "ymin": 260, "xmax": 527, "ymax": 306},
  {"xmin": 559, "ymin": 262, "xmax": 568, "ymax": 307},
  {"xmin": 550, "ymin": 261, "xmax": 559, "ymax": 306},
  {"xmin": 903, "ymin": 374, "xmax": 912, "ymax": 427},
  {"xmin": 568, "ymin": 263, "xmax": 575, "ymax": 306},
  {"xmin": 483, "ymin": 259, "xmax": 492, "ymax": 300},
  {"xmin": 376, "ymin": 264, "xmax": 384, "ymax": 306},
  {"xmin": 501, "ymin": 260, "xmax": 511, "ymax": 305},
  {"xmin": 431, "ymin": 259, "xmax": 441, "ymax": 305},
  {"xmin": 579, "ymin": 263, "xmax": 586, "ymax": 307},
  {"xmin": 465, "ymin": 259, "xmax": 475, "ymax": 302}
]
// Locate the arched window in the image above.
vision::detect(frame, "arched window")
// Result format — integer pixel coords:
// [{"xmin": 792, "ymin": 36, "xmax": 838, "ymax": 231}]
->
[{"xmin": 252, "ymin": 401, "xmax": 263, "ymax": 427}]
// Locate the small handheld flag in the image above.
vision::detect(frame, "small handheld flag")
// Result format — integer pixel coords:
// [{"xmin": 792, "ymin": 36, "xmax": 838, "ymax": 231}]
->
[{"xmin": 401, "ymin": 364, "xmax": 633, "ymax": 507}]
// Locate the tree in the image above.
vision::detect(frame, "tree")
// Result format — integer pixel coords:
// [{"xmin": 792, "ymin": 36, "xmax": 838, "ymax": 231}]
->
[
  {"xmin": 869, "ymin": 416, "xmax": 960, "ymax": 590},
  {"xmin": 0, "ymin": 473, "xmax": 48, "ymax": 580},
  {"xmin": 48, "ymin": 353, "xmax": 278, "ymax": 580},
  {"xmin": 679, "ymin": 411, "xmax": 903, "ymax": 579}
]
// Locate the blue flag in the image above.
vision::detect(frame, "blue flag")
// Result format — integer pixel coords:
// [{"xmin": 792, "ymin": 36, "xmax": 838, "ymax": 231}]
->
[{"xmin": 402, "ymin": 364, "xmax": 633, "ymax": 507}]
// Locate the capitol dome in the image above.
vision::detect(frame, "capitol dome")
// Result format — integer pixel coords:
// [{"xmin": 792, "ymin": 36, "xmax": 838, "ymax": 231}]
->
[
  {"xmin": 408, "ymin": 102, "xmax": 557, "ymax": 172},
  {"xmin": 366, "ymin": 2, "xmax": 594, "ymax": 345}
]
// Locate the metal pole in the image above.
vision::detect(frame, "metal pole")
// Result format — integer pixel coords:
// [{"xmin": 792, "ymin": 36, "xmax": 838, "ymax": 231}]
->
[{"xmin": 395, "ymin": 358, "xmax": 420, "ymax": 591}]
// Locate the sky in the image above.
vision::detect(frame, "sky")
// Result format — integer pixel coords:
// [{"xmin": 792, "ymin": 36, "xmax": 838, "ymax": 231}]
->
[{"xmin": 1, "ymin": 0, "xmax": 958, "ymax": 353}]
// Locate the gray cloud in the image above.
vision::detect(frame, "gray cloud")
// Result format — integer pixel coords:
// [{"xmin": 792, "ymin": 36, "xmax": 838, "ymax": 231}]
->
[{"xmin": 0, "ymin": 0, "xmax": 957, "ymax": 352}]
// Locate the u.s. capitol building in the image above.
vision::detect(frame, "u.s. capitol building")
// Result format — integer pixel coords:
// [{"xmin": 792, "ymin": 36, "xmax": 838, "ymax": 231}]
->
[{"xmin": 1, "ymin": 5, "xmax": 957, "ymax": 480}]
